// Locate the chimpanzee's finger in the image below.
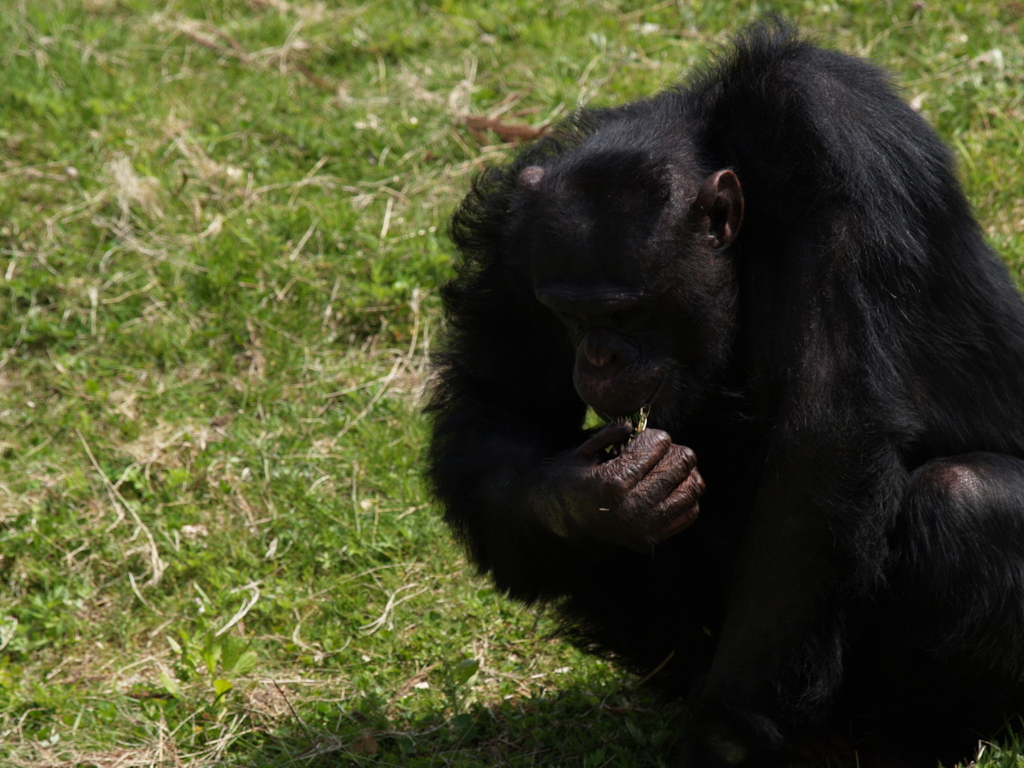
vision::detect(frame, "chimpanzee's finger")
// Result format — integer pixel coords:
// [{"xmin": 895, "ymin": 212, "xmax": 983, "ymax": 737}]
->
[
  {"xmin": 578, "ymin": 422, "xmax": 637, "ymax": 457},
  {"xmin": 650, "ymin": 469, "xmax": 705, "ymax": 541}
]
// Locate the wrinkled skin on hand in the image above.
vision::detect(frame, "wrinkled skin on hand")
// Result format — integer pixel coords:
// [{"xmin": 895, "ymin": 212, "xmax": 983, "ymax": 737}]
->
[{"xmin": 532, "ymin": 422, "xmax": 704, "ymax": 552}]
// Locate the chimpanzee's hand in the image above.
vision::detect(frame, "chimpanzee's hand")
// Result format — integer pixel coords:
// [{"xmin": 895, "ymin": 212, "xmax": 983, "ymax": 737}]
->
[{"xmin": 532, "ymin": 423, "xmax": 704, "ymax": 552}]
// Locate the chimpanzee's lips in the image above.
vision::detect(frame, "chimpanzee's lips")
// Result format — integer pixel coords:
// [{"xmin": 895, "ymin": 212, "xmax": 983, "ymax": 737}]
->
[{"xmin": 595, "ymin": 378, "xmax": 665, "ymax": 424}]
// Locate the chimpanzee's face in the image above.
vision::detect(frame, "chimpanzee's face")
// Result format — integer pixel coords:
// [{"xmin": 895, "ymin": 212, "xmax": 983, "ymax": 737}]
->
[{"xmin": 512, "ymin": 150, "xmax": 743, "ymax": 427}]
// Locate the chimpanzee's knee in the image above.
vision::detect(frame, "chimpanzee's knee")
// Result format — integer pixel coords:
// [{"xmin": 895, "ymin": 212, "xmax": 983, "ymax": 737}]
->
[{"xmin": 890, "ymin": 453, "xmax": 1024, "ymax": 682}]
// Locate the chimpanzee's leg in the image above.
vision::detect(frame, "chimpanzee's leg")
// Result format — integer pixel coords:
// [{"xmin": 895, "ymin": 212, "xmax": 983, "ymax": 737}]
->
[
  {"xmin": 857, "ymin": 453, "xmax": 1024, "ymax": 759},
  {"xmin": 683, "ymin": 454, "xmax": 1024, "ymax": 768}
]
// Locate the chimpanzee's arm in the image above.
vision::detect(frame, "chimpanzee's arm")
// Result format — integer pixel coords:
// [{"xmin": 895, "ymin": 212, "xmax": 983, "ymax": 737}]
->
[{"xmin": 426, "ymin": 255, "xmax": 703, "ymax": 600}]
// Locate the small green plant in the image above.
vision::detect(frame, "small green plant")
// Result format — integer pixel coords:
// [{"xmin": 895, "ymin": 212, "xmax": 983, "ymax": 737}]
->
[
  {"xmin": 443, "ymin": 656, "xmax": 480, "ymax": 716},
  {"xmin": 443, "ymin": 656, "xmax": 481, "ymax": 741},
  {"xmin": 165, "ymin": 624, "xmax": 259, "ymax": 708}
]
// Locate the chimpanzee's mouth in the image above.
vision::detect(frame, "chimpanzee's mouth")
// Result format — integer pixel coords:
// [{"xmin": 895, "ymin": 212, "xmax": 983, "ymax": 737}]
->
[{"xmin": 596, "ymin": 379, "xmax": 664, "ymax": 427}]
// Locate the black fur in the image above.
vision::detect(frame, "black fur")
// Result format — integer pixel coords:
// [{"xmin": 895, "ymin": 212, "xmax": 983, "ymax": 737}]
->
[{"xmin": 426, "ymin": 19, "xmax": 1024, "ymax": 766}]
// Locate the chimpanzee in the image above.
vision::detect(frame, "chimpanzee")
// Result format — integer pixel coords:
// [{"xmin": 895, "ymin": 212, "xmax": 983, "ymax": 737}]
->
[{"xmin": 426, "ymin": 19, "xmax": 1024, "ymax": 767}]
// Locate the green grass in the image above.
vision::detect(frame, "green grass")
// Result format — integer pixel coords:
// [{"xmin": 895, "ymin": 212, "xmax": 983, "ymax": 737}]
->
[{"xmin": 0, "ymin": 1, "xmax": 1021, "ymax": 766}]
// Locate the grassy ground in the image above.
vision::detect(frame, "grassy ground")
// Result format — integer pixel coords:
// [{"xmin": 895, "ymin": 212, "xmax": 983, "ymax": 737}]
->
[{"xmin": 0, "ymin": 1, "xmax": 1021, "ymax": 766}]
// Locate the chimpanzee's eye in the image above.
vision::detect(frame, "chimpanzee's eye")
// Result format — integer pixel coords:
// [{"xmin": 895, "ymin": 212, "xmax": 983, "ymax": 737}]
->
[
  {"xmin": 553, "ymin": 311, "xmax": 583, "ymax": 336},
  {"xmin": 610, "ymin": 307, "xmax": 645, "ymax": 329}
]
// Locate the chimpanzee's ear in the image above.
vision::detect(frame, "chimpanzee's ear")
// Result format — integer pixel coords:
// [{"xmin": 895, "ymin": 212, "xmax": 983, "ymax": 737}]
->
[{"xmin": 693, "ymin": 170, "xmax": 744, "ymax": 249}]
